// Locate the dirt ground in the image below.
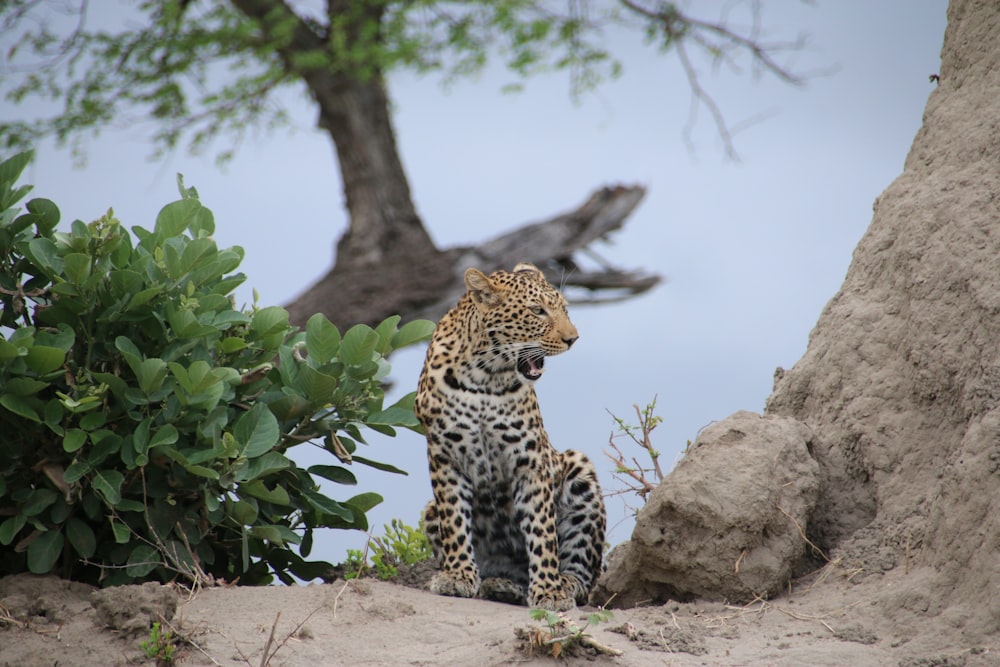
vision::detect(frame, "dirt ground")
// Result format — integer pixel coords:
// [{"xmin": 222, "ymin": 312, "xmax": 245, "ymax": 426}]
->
[{"xmin": 0, "ymin": 561, "xmax": 993, "ymax": 667}]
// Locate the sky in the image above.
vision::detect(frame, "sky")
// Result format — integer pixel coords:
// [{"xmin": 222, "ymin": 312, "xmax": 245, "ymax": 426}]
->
[{"xmin": 2, "ymin": 1, "xmax": 949, "ymax": 566}]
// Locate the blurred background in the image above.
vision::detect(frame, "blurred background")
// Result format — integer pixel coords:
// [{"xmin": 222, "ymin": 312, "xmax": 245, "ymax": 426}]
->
[{"xmin": 3, "ymin": 1, "xmax": 948, "ymax": 562}]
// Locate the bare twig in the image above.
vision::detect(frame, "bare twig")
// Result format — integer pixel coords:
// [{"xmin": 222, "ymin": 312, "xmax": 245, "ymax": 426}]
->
[
  {"xmin": 604, "ymin": 396, "xmax": 664, "ymax": 504},
  {"xmin": 259, "ymin": 612, "xmax": 280, "ymax": 667},
  {"xmin": 159, "ymin": 614, "xmax": 222, "ymax": 667},
  {"xmin": 258, "ymin": 605, "xmax": 325, "ymax": 666},
  {"xmin": 333, "ymin": 529, "xmax": 374, "ymax": 619},
  {"xmin": 0, "ymin": 603, "xmax": 26, "ymax": 628},
  {"xmin": 618, "ymin": 0, "xmax": 807, "ymax": 160},
  {"xmin": 773, "ymin": 605, "xmax": 835, "ymax": 634},
  {"xmin": 774, "ymin": 503, "xmax": 829, "ymax": 562}
]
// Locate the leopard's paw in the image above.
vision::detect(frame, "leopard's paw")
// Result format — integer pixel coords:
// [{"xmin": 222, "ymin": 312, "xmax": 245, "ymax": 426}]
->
[
  {"xmin": 559, "ymin": 573, "xmax": 591, "ymax": 606},
  {"xmin": 429, "ymin": 570, "xmax": 480, "ymax": 599},
  {"xmin": 528, "ymin": 586, "xmax": 576, "ymax": 612},
  {"xmin": 478, "ymin": 577, "xmax": 528, "ymax": 605}
]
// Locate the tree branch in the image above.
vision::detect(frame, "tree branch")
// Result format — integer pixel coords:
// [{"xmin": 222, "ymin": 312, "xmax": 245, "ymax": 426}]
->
[
  {"xmin": 618, "ymin": 0, "xmax": 806, "ymax": 160},
  {"xmin": 412, "ymin": 184, "xmax": 661, "ymax": 321},
  {"xmin": 285, "ymin": 183, "xmax": 660, "ymax": 328}
]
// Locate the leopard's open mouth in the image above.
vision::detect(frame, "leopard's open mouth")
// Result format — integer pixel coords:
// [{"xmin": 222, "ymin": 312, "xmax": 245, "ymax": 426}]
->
[{"xmin": 517, "ymin": 348, "xmax": 546, "ymax": 381}]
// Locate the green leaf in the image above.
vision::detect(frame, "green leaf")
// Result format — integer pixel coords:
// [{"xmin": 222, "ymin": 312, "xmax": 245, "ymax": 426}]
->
[
  {"xmin": 132, "ymin": 417, "xmax": 151, "ymax": 454},
  {"xmin": 22, "ymin": 488, "xmax": 58, "ymax": 516},
  {"xmin": 0, "ymin": 151, "xmax": 33, "ymax": 193},
  {"xmin": 340, "ymin": 324, "xmax": 379, "ymax": 366},
  {"xmin": 108, "ymin": 269, "xmax": 144, "ymax": 298},
  {"xmin": 250, "ymin": 306, "xmax": 290, "ymax": 336},
  {"xmin": 126, "ymin": 544, "xmax": 160, "ymax": 577},
  {"xmin": 239, "ymin": 480, "xmax": 290, "ymax": 505},
  {"xmin": 4, "ymin": 377, "xmax": 49, "ymax": 396},
  {"xmin": 27, "ymin": 530, "xmax": 64, "ymax": 574},
  {"xmin": 136, "ymin": 358, "xmax": 168, "ymax": 394},
  {"xmin": 4, "ymin": 377, "xmax": 48, "ymax": 396},
  {"xmin": 0, "ymin": 515, "xmax": 27, "ymax": 545},
  {"xmin": 0, "ymin": 338, "xmax": 25, "ymax": 361},
  {"xmin": 43, "ymin": 399, "xmax": 65, "ymax": 434},
  {"xmin": 353, "ymin": 455, "xmax": 408, "ymax": 476},
  {"xmin": 227, "ymin": 498, "xmax": 257, "ymax": 525},
  {"xmin": 110, "ymin": 519, "xmax": 131, "ymax": 544},
  {"xmin": 183, "ymin": 464, "xmax": 219, "ymax": 479},
  {"xmin": 155, "ymin": 198, "xmax": 201, "ymax": 238},
  {"xmin": 91, "ymin": 469, "xmax": 125, "ymax": 505},
  {"xmin": 79, "ymin": 411, "xmax": 106, "ymax": 430},
  {"xmin": 26, "ymin": 237, "xmax": 63, "ymax": 276},
  {"xmin": 114, "ymin": 335, "xmax": 142, "ymax": 360},
  {"xmin": 300, "ymin": 489, "xmax": 353, "ymax": 521},
  {"xmin": 249, "ymin": 525, "xmax": 285, "ymax": 545},
  {"xmin": 374, "ymin": 315, "xmax": 401, "ymax": 355},
  {"xmin": 181, "ymin": 236, "xmax": 217, "ymax": 271},
  {"xmin": 169, "ymin": 360, "xmax": 219, "ymax": 394},
  {"xmin": 26, "ymin": 198, "xmax": 61, "ymax": 235},
  {"xmin": 63, "ymin": 428, "xmax": 88, "ymax": 452},
  {"xmin": 347, "ymin": 492, "xmax": 383, "ymax": 513},
  {"xmin": 305, "ymin": 314, "xmax": 341, "ymax": 364},
  {"xmin": 297, "ymin": 364, "xmax": 339, "ymax": 402},
  {"xmin": 149, "ymin": 424, "xmax": 179, "ymax": 449},
  {"xmin": 307, "ymin": 465, "xmax": 357, "ymax": 486},
  {"xmin": 346, "ymin": 359, "xmax": 379, "ymax": 380},
  {"xmin": 63, "ymin": 252, "xmax": 92, "ymax": 284},
  {"xmin": 65, "ymin": 517, "xmax": 96, "ymax": 558},
  {"xmin": 63, "ymin": 461, "xmax": 91, "ymax": 484},
  {"xmin": 233, "ymin": 403, "xmax": 280, "ymax": 458},
  {"xmin": 367, "ymin": 406, "xmax": 419, "ymax": 428},
  {"xmin": 267, "ymin": 391, "xmax": 312, "ymax": 421},
  {"xmin": 128, "ymin": 287, "xmax": 162, "ymax": 310},
  {"xmin": 1, "ymin": 394, "xmax": 40, "ymax": 421},
  {"xmin": 392, "ymin": 319, "xmax": 436, "ymax": 349},
  {"xmin": 35, "ymin": 324, "xmax": 75, "ymax": 352},
  {"xmin": 25, "ymin": 345, "xmax": 66, "ymax": 374},
  {"xmin": 236, "ymin": 451, "xmax": 291, "ymax": 482}
]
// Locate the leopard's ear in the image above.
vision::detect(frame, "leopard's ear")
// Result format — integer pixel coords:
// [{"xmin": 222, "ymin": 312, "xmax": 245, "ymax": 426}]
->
[
  {"xmin": 512, "ymin": 263, "xmax": 544, "ymax": 280},
  {"xmin": 465, "ymin": 268, "xmax": 504, "ymax": 310}
]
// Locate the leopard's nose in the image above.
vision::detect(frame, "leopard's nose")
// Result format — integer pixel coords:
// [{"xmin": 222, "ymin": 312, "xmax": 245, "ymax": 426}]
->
[{"xmin": 563, "ymin": 335, "xmax": 578, "ymax": 348}]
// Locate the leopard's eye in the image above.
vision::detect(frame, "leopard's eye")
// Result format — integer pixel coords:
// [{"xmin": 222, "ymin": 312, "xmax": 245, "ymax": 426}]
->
[{"xmin": 529, "ymin": 305, "xmax": 547, "ymax": 317}]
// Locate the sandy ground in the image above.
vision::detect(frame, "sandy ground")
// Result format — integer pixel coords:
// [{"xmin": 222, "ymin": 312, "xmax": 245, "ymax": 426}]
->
[{"xmin": 0, "ymin": 562, "xmax": 993, "ymax": 667}]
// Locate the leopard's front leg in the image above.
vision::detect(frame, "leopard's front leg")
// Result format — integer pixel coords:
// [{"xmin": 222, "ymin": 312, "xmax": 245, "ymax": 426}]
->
[
  {"xmin": 515, "ymin": 476, "xmax": 575, "ymax": 611},
  {"xmin": 426, "ymin": 456, "xmax": 480, "ymax": 598}
]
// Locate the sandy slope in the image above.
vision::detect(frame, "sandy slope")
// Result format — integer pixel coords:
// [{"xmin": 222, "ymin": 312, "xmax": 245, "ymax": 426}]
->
[{"xmin": 0, "ymin": 566, "xmax": 992, "ymax": 667}]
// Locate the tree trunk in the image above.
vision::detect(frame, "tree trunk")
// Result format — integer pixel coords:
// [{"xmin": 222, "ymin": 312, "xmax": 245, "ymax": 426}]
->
[
  {"xmin": 318, "ymin": 72, "xmax": 438, "ymax": 269},
  {"xmin": 288, "ymin": 184, "xmax": 660, "ymax": 328},
  {"xmin": 230, "ymin": 0, "xmax": 658, "ymax": 329}
]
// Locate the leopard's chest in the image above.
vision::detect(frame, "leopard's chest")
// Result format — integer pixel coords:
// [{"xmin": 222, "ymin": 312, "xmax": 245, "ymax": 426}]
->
[{"xmin": 432, "ymin": 385, "xmax": 549, "ymax": 486}]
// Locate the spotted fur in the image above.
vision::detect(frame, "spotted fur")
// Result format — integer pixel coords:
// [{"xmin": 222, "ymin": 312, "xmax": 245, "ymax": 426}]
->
[{"xmin": 415, "ymin": 263, "xmax": 606, "ymax": 611}]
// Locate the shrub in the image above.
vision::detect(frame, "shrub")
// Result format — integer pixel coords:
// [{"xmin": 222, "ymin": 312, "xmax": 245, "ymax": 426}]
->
[
  {"xmin": 604, "ymin": 397, "xmax": 666, "ymax": 509},
  {"xmin": 0, "ymin": 151, "xmax": 434, "ymax": 585},
  {"xmin": 340, "ymin": 518, "xmax": 432, "ymax": 580}
]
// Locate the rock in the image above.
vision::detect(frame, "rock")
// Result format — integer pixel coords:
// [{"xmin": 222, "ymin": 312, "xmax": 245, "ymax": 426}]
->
[
  {"xmin": 765, "ymin": 0, "xmax": 1000, "ymax": 639},
  {"xmin": 90, "ymin": 581, "xmax": 178, "ymax": 634},
  {"xmin": 594, "ymin": 411, "xmax": 818, "ymax": 607},
  {"xmin": 0, "ymin": 574, "xmax": 95, "ymax": 626}
]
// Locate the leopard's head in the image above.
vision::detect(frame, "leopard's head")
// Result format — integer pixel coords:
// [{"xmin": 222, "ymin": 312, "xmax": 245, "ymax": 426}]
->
[{"xmin": 464, "ymin": 263, "xmax": 578, "ymax": 381}]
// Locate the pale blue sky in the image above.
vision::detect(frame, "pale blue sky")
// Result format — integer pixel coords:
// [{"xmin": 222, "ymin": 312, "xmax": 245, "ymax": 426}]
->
[{"xmin": 2, "ymin": 1, "xmax": 949, "ymax": 563}]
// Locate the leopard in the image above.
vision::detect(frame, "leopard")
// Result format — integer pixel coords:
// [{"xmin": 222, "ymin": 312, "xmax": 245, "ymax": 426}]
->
[{"xmin": 415, "ymin": 262, "xmax": 606, "ymax": 611}]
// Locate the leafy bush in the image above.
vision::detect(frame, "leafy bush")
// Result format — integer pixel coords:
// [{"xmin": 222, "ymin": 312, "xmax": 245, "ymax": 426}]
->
[
  {"xmin": 0, "ymin": 151, "xmax": 434, "ymax": 585},
  {"xmin": 369, "ymin": 518, "xmax": 432, "ymax": 580},
  {"xmin": 343, "ymin": 518, "xmax": 433, "ymax": 580}
]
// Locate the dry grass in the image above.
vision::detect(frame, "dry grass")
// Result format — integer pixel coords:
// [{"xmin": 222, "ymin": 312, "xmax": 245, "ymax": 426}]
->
[{"xmin": 0, "ymin": 603, "xmax": 25, "ymax": 629}]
